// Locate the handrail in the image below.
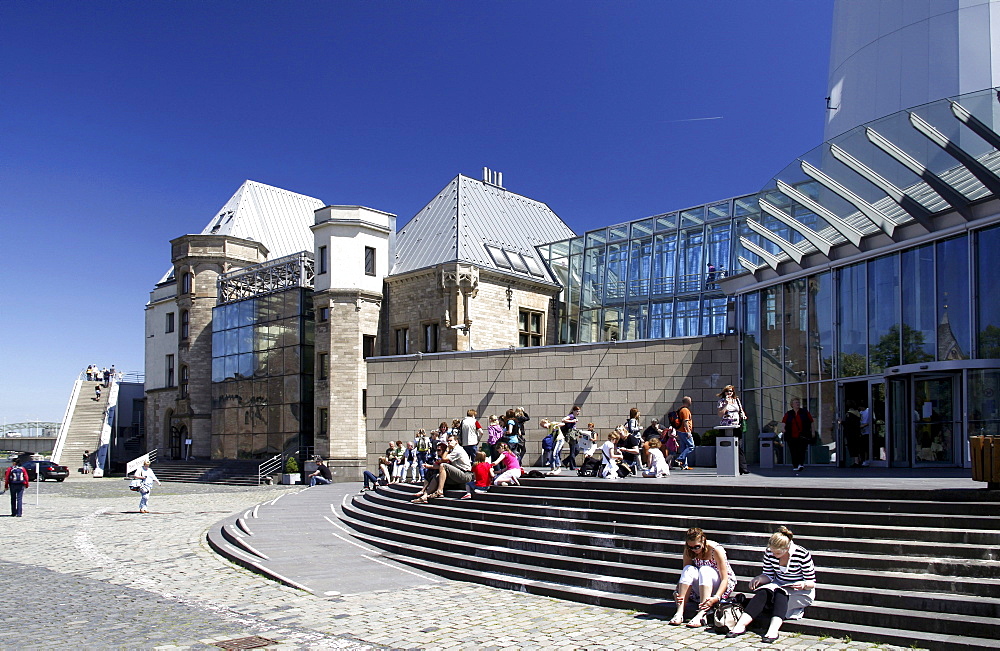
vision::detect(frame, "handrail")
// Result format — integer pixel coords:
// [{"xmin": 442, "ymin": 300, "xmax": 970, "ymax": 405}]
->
[
  {"xmin": 126, "ymin": 448, "xmax": 159, "ymax": 475},
  {"xmin": 92, "ymin": 379, "xmax": 119, "ymax": 477},
  {"xmin": 51, "ymin": 378, "xmax": 83, "ymax": 464},
  {"xmin": 258, "ymin": 453, "xmax": 283, "ymax": 485}
]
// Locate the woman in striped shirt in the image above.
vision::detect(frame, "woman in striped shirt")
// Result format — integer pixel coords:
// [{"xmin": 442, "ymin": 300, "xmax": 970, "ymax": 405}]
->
[{"xmin": 726, "ymin": 526, "xmax": 816, "ymax": 644}]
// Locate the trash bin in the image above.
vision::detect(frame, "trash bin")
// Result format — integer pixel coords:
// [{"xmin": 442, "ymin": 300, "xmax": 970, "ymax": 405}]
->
[
  {"xmin": 716, "ymin": 434, "xmax": 739, "ymax": 477},
  {"xmin": 970, "ymin": 435, "xmax": 1000, "ymax": 489},
  {"xmin": 759, "ymin": 433, "xmax": 776, "ymax": 470}
]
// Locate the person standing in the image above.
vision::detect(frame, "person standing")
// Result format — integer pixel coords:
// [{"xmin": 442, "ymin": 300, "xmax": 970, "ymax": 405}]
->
[
  {"xmin": 94, "ymin": 384, "xmax": 102, "ymax": 401},
  {"xmin": 83, "ymin": 450, "xmax": 92, "ymax": 474},
  {"xmin": 781, "ymin": 399, "xmax": 815, "ymax": 473},
  {"xmin": 3, "ymin": 459, "xmax": 29, "ymax": 517},
  {"xmin": 717, "ymin": 385, "xmax": 750, "ymax": 475},
  {"xmin": 459, "ymin": 409, "xmax": 484, "ymax": 461},
  {"xmin": 133, "ymin": 461, "xmax": 161, "ymax": 513},
  {"xmin": 674, "ymin": 397, "xmax": 695, "ymax": 470},
  {"xmin": 414, "ymin": 429, "xmax": 432, "ymax": 481}
]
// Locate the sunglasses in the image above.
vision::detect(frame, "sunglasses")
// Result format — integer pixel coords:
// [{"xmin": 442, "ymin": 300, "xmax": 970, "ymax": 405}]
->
[{"xmin": 686, "ymin": 544, "xmax": 704, "ymax": 552}]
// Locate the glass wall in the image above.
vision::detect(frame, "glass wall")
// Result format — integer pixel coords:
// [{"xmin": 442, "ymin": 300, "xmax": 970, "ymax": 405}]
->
[
  {"xmin": 739, "ymin": 228, "xmax": 999, "ymax": 467},
  {"xmin": 542, "ymin": 195, "xmax": 747, "ymax": 343},
  {"xmin": 210, "ymin": 288, "xmax": 314, "ymax": 459}
]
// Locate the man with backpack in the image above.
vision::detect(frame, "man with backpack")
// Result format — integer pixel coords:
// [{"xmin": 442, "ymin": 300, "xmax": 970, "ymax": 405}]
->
[{"xmin": 4, "ymin": 459, "xmax": 30, "ymax": 517}]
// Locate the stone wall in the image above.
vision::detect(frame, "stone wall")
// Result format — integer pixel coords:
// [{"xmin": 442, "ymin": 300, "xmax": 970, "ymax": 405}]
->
[{"xmin": 365, "ymin": 336, "xmax": 739, "ymax": 468}]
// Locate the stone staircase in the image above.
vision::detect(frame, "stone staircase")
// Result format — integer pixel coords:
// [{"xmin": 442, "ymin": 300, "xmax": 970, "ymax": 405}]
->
[
  {"xmin": 147, "ymin": 459, "xmax": 267, "ymax": 486},
  {"xmin": 339, "ymin": 477, "xmax": 1000, "ymax": 650},
  {"xmin": 57, "ymin": 380, "xmax": 109, "ymax": 470}
]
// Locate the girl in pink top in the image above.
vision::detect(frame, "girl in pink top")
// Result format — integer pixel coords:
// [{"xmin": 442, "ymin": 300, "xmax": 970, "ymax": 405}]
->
[{"xmin": 491, "ymin": 442, "xmax": 523, "ymax": 486}]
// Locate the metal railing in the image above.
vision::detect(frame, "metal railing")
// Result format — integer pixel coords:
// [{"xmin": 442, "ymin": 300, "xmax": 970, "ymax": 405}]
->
[
  {"xmin": 51, "ymin": 378, "xmax": 83, "ymax": 464},
  {"xmin": 257, "ymin": 453, "xmax": 283, "ymax": 485},
  {"xmin": 126, "ymin": 448, "xmax": 158, "ymax": 475}
]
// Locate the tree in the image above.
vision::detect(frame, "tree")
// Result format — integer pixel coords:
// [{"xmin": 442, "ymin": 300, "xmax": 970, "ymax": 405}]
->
[
  {"xmin": 979, "ymin": 324, "xmax": 1000, "ymax": 359},
  {"xmin": 870, "ymin": 324, "xmax": 933, "ymax": 370}
]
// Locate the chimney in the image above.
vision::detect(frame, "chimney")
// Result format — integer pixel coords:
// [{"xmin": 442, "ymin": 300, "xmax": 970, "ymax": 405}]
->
[{"xmin": 482, "ymin": 167, "xmax": 504, "ymax": 189}]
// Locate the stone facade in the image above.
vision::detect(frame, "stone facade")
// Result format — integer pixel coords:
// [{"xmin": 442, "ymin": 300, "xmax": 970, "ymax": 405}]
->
[
  {"xmin": 145, "ymin": 235, "xmax": 268, "ymax": 459},
  {"xmin": 312, "ymin": 206, "xmax": 394, "ymax": 480},
  {"xmin": 384, "ymin": 264, "xmax": 560, "ymax": 355},
  {"xmin": 364, "ymin": 336, "xmax": 739, "ymax": 468}
]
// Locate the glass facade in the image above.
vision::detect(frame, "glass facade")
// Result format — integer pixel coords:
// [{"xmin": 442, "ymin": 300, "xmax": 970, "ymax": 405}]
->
[
  {"xmin": 541, "ymin": 196, "xmax": 747, "ymax": 343},
  {"xmin": 210, "ymin": 288, "xmax": 314, "ymax": 459},
  {"xmin": 738, "ymin": 224, "xmax": 1000, "ymax": 467}
]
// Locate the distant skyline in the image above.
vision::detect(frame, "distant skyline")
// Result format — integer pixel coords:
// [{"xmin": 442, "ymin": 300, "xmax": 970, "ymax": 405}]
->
[{"xmin": 0, "ymin": 1, "xmax": 834, "ymax": 422}]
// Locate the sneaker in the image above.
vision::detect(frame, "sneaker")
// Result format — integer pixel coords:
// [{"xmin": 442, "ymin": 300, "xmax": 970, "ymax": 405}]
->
[{"xmin": 460, "ymin": 493, "xmax": 472, "ymax": 500}]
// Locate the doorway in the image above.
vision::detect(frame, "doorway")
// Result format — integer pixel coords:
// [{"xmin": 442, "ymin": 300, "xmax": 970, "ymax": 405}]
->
[
  {"xmin": 912, "ymin": 374, "xmax": 961, "ymax": 466},
  {"xmin": 838, "ymin": 379, "xmax": 887, "ymax": 467}
]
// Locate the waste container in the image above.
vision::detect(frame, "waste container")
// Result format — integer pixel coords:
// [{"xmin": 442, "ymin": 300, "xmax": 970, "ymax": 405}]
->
[
  {"xmin": 716, "ymin": 434, "xmax": 739, "ymax": 477},
  {"xmin": 970, "ymin": 435, "xmax": 1000, "ymax": 489},
  {"xmin": 759, "ymin": 433, "xmax": 776, "ymax": 470}
]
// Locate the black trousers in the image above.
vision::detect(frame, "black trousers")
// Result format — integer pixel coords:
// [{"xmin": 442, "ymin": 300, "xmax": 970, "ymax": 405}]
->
[
  {"xmin": 788, "ymin": 437, "xmax": 809, "ymax": 468},
  {"xmin": 743, "ymin": 587, "xmax": 790, "ymax": 622}
]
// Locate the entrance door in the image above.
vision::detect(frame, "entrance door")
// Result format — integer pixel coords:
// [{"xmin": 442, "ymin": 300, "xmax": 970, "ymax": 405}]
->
[
  {"xmin": 912, "ymin": 374, "xmax": 960, "ymax": 466},
  {"xmin": 867, "ymin": 380, "xmax": 888, "ymax": 467},
  {"xmin": 888, "ymin": 377, "xmax": 910, "ymax": 467}
]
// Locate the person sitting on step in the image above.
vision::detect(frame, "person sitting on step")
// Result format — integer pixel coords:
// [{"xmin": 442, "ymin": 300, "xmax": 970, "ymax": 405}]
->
[
  {"xmin": 668, "ymin": 527, "xmax": 736, "ymax": 628},
  {"xmin": 725, "ymin": 526, "xmax": 816, "ymax": 644},
  {"xmin": 360, "ymin": 457, "xmax": 390, "ymax": 493},
  {"xmin": 412, "ymin": 435, "xmax": 473, "ymax": 503},
  {"xmin": 491, "ymin": 442, "xmax": 523, "ymax": 486},
  {"xmin": 641, "ymin": 437, "xmax": 670, "ymax": 477}
]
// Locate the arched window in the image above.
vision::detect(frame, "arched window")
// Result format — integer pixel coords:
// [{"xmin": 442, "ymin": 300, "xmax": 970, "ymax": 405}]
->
[
  {"xmin": 181, "ymin": 272, "xmax": 194, "ymax": 294},
  {"xmin": 179, "ymin": 365, "xmax": 189, "ymax": 398},
  {"xmin": 180, "ymin": 310, "xmax": 190, "ymax": 339}
]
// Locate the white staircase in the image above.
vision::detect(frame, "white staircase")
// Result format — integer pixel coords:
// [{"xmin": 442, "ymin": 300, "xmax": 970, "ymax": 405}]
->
[{"xmin": 53, "ymin": 380, "xmax": 111, "ymax": 472}]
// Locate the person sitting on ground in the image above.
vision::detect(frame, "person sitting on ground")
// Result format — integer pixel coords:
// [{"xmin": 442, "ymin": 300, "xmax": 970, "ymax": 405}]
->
[
  {"xmin": 308, "ymin": 459, "xmax": 333, "ymax": 486},
  {"xmin": 599, "ymin": 430, "xmax": 623, "ymax": 479},
  {"xmin": 360, "ymin": 457, "xmax": 390, "ymax": 492},
  {"xmin": 668, "ymin": 527, "xmax": 736, "ymax": 627},
  {"xmin": 462, "ymin": 451, "xmax": 494, "ymax": 499},
  {"xmin": 725, "ymin": 526, "xmax": 816, "ymax": 644},
  {"xmin": 620, "ymin": 409, "xmax": 643, "ymax": 474},
  {"xmin": 642, "ymin": 438, "xmax": 670, "ymax": 478},
  {"xmin": 412, "ymin": 434, "xmax": 473, "ymax": 503},
  {"xmin": 491, "ymin": 441, "xmax": 524, "ymax": 486}
]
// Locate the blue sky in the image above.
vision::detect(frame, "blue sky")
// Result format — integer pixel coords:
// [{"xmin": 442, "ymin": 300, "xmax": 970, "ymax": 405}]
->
[{"xmin": 0, "ymin": 0, "xmax": 834, "ymax": 423}]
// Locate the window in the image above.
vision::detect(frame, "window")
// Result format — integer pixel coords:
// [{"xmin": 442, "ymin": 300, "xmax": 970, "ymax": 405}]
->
[
  {"xmin": 518, "ymin": 309, "xmax": 543, "ymax": 347},
  {"xmin": 182, "ymin": 272, "xmax": 193, "ymax": 294},
  {"xmin": 394, "ymin": 327, "xmax": 409, "ymax": 355},
  {"xmin": 317, "ymin": 353, "xmax": 328, "ymax": 380},
  {"xmin": 179, "ymin": 365, "xmax": 189, "ymax": 398},
  {"xmin": 165, "ymin": 355, "xmax": 175, "ymax": 387},
  {"xmin": 180, "ymin": 310, "xmax": 190, "ymax": 340},
  {"xmin": 318, "ymin": 408, "xmax": 329, "ymax": 438},
  {"xmin": 165, "ymin": 312, "xmax": 175, "ymax": 333},
  {"xmin": 363, "ymin": 334, "xmax": 377, "ymax": 359},
  {"xmin": 423, "ymin": 322, "xmax": 439, "ymax": 353},
  {"xmin": 318, "ymin": 246, "xmax": 328, "ymax": 275},
  {"xmin": 362, "ymin": 389, "xmax": 367, "ymax": 417},
  {"xmin": 318, "ymin": 306, "xmax": 329, "ymax": 322},
  {"xmin": 364, "ymin": 246, "xmax": 376, "ymax": 276}
]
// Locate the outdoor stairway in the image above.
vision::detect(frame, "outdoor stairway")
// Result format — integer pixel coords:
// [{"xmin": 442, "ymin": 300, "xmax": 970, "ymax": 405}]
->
[
  {"xmin": 56, "ymin": 380, "xmax": 109, "ymax": 470},
  {"xmin": 147, "ymin": 459, "xmax": 265, "ymax": 486},
  {"xmin": 339, "ymin": 478, "xmax": 1000, "ymax": 650}
]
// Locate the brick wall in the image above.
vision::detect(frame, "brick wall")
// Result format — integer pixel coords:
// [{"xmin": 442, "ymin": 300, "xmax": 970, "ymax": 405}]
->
[{"xmin": 364, "ymin": 336, "xmax": 738, "ymax": 468}]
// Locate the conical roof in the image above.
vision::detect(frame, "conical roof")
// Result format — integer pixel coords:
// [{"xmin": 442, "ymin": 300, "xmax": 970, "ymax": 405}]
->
[
  {"xmin": 157, "ymin": 180, "xmax": 324, "ymax": 284},
  {"xmin": 393, "ymin": 174, "xmax": 575, "ymax": 283}
]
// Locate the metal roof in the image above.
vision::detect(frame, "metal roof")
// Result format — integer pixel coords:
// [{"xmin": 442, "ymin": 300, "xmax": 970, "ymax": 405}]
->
[
  {"xmin": 392, "ymin": 174, "xmax": 576, "ymax": 283},
  {"xmin": 157, "ymin": 180, "xmax": 323, "ymax": 283}
]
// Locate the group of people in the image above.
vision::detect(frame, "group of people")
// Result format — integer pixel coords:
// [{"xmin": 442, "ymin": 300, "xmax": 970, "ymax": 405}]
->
[
  {"xmin": 85, "ymin": 364, "xmax": 116, "ymax": 386},
  {"xmin": 669, "ymin": 526, "xmax": 816, "ymax": 645}
]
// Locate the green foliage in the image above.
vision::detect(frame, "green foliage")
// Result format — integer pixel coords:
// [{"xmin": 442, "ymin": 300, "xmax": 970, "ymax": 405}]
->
[
  {"xmin": 979, "ymin": 325, "xmax": 1000, "ymax": 359},
  {"xmin": 284, "ymin": 455, "xmax": 300, "ymax": 473},
  {"xmin": 870, "ymin": 323, "xmax": 933, "ymax": 371}
]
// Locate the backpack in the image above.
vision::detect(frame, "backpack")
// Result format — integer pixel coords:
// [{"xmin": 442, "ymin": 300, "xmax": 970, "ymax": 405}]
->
[
  {"xmin": 668, "ymin": 410, "xmax": 682, "ymax": 429},
  {"xmin": 541, "ymin": 433, "xmax": 555, "ymax": 451},
  {"xmin": 8, "ymin": 466, "xmax": 27, "ymax": 484}
]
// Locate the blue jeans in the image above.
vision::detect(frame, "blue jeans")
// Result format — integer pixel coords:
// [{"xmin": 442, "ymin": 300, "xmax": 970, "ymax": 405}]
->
[
  {"xmin": 362, "ymin": 470, "xmax": 380, "ymax": 489},
  {"xmin": 310, "ymin": 476, "xmax": 331, "ymax": 486},
  {"xmin": 138, "ymin": 488, "xmax": 150, "ymax": 511},
  {"xmin": 415, "ymin": 451, "xmax": 429, "ymax": 479},
  {"xmin": 9, "ymin": 484, "xmax": 24, "ymax": 516},
  {"xmin": 676, "ymin": 433, "xmax": 695, "ymax": 465}
]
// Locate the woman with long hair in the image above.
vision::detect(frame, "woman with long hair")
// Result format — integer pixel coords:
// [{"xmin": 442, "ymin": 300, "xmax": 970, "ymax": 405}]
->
[{"xmin": 668, "ymin": 527, "xmax": 736, "ymax": 627}]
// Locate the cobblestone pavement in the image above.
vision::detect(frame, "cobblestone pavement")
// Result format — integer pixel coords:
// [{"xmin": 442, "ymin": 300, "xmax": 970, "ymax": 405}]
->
[{"xmin": 0, "ymin": 477, "xmax": 914, "ymax": 650}]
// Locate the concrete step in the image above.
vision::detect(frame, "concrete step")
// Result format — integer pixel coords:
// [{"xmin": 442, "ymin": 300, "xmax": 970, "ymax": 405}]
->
[
  {"xmin": 339, "ymin": 480, "xmax": 1000, "ymax": 650},
  {"xmin": 149, "ymin": 460, "xmax": 265, "ymax": 486}
]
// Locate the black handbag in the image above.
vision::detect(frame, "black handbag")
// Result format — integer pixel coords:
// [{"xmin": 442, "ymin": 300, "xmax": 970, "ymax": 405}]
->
[{"xmin": 711, "ymin": 593, "xmax": 747, "ymax": 634}]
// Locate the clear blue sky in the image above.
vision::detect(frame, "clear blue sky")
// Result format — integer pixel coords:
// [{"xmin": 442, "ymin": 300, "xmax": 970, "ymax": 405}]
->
[{"xmin": 0, "ymin": 0, "xmax": 834, "ymax": 423}]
